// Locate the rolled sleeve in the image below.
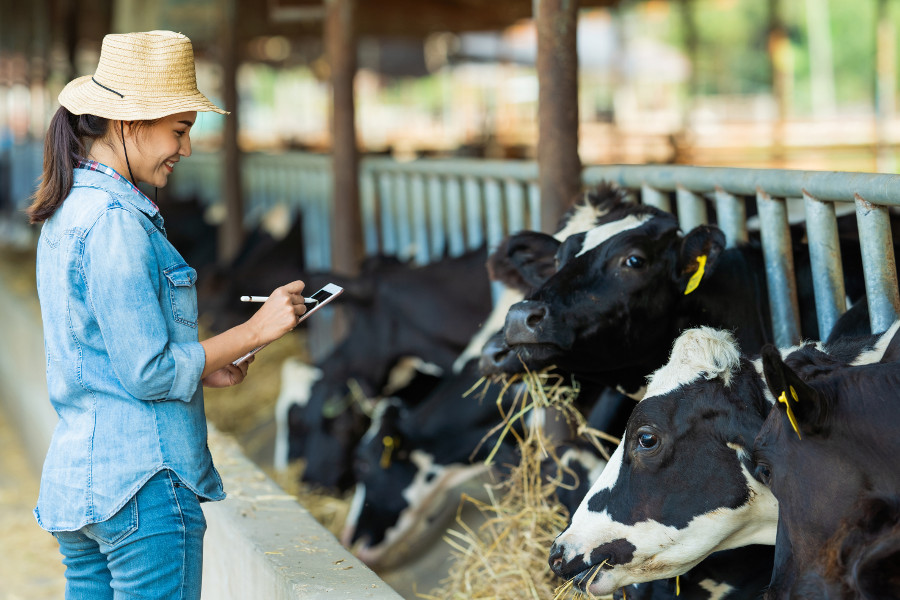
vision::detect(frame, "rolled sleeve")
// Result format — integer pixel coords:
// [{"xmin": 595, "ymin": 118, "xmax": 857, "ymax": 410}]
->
[{"xmin": 167, "ymin": 341, "xmax": 206, "ymax": 401}]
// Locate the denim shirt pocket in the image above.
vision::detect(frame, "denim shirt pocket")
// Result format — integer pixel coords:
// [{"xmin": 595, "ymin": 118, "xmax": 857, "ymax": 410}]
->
[{"xmin": 164, "ymin": 264, "xmax": 199, "ymax": 328}]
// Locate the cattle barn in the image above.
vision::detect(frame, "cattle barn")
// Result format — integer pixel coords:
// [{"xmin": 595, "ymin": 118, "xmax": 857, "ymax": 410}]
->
[{"xmin": 3, "ymin": 0, "xmax": 900, "ymax": 598}]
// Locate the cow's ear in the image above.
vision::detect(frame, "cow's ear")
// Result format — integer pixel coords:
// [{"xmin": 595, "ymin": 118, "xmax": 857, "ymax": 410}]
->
[
  {"xmin": 488, "ymin": 231, "xmax": 560, "ymax": 293},
  {"xmin": 760, "ymin": 344, "xmax": 829, "ymax": 440},
  {"xmin": 676, "ymin": 225, "xmax": 726, "ymax": 296}
]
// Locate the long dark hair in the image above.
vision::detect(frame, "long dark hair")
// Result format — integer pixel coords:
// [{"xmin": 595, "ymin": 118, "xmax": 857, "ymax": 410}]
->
[{"xmin": 26, "ymin": 106, "xmax": 109, "ymax": 224}]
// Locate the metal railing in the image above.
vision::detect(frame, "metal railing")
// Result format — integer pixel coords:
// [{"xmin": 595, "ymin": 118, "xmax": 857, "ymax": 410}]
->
[
  {"xmin": 4, "ymin": 144, "xmax": 899, "ymax": 346},
  {"xmin": 584, "ymin": 165, "xmax": 900, "ymax": 344}
]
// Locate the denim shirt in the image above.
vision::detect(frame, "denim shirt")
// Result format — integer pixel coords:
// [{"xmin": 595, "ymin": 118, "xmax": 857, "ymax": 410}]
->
[{"xmin": 34, "ymin": 165, "xmax": 225, "ymax": 532}]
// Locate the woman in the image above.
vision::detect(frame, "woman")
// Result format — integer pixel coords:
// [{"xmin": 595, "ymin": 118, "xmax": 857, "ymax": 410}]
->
[{"xmin": 27, "ymin": 31, "xmax": 306, "ymax": 598}]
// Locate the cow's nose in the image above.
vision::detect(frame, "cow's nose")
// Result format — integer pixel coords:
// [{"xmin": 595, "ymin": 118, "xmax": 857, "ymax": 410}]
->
[
  {"xmin": 505, "ymin": 300, "xmax": 549, "ymax": 344},
  {"xmin": 548, "ymin": 541, "xmax": 566, "ymax": 576},
  {"xmin": 479, "ymin": 332, "xmax": 512, "ymax": 373}
]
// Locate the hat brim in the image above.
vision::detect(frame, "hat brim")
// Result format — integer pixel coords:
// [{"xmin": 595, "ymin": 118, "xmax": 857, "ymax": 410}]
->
[{"xmin": 59, "ymin": 75, "xmax": 228, "ymax": 120}]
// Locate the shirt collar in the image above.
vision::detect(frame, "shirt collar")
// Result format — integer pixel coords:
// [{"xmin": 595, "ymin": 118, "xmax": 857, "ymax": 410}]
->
[{"xmin": 76, "ymin": 159, "xmax": 160, "ymax": 214}]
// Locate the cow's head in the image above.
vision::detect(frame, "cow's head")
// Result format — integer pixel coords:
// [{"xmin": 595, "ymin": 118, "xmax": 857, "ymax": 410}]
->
[
  {"xmin": 548, "ymin": 328, "xmax": 779, "ymax": 596},
  {"xmin": 753, "ymin": 330, "xmax": 900, "ymax": 596},
  {"xmin": 482, "ymin": 203, "xmax": 730, "ymax": 394},
  {"xmin": 341, "ymin": 369, "xmax": 516, "ymax": 569}
]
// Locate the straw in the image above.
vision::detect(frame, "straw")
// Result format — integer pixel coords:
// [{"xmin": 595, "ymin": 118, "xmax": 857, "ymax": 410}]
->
[{"xmin": 421, "ymin": 367, "xmax": 619, "ymax": 600}]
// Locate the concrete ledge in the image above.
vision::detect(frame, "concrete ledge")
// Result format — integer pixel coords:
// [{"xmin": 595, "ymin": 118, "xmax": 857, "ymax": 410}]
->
[
  {"xmin": 202, "ymin": 425, "xmax": 403, "ymax": 599},
  {"xmin": 0, "ymin": 246, "xmax": 402, "ymax": 600}
]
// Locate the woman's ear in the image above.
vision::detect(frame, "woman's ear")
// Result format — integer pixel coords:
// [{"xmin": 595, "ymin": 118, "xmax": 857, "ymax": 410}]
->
[{"xmin": 760, "ymin": 344, "xmax": 830, "ymax": 439}]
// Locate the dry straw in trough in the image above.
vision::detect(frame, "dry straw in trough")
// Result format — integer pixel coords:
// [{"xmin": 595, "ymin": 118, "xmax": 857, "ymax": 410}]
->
[{"xmin": 421, "ymin": 368, "xmax": 620, "ymax": 600}]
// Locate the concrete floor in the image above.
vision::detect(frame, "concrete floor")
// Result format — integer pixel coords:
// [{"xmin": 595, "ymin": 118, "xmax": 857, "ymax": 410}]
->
[{"xmin": 0, "ymin": 407, "xmax": 66, "ymax": 600}]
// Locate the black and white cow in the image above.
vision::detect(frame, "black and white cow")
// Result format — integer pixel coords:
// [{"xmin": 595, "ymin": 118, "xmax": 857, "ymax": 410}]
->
[
  {"xmin": 754, "ymin": 335, "xmax": 900, "ymax": 598},
  {"xmin": 480, "ymin": 193, "xmax": 869, "ymax": 397},
  {"xmin": 340, "ymin": 361, "xmax": 521, "ymax": 569},
  {"xmin": 275, "ymin": 248, "xmax": 493, "ymax": 491},
  {"xmin": 336, "ymin": 185, "xmax": 637, "ymax": 568},
  {"xmin": 547, "ymin": 322, "xmax": 900, "ymax": 597}
]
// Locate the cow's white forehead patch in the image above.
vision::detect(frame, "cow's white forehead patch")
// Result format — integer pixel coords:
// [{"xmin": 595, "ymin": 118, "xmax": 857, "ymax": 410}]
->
[
  {"xmin": 576, "ymin": 213, "xmax": 655, "ymax": 258},
  {"xmin": 555, "ymin": 196, "xmax": 619, "ymax": 241},
  {"xmin": 852, "ymin": 319, "xmax": 900, "ymax": 365},
  {"xmin": 644, "ymin": 327, "xmax": 741, "ymax": 398}
]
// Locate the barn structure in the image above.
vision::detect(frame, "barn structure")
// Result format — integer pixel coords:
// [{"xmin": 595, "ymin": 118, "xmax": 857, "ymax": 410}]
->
[{"xmin": 1, "ymin": 0, "xmax": 900, "ymax": 598}]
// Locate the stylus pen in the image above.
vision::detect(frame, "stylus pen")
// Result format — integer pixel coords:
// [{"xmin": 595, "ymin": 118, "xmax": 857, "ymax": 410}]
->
[{"xmin": 240, "ymin": 295, "xmax": 318, "ymax": 306}]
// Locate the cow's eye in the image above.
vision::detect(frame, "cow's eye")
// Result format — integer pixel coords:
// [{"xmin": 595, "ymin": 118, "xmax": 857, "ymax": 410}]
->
[
  {"xmin": 754, "ymin": 463, "xmax": 772, "ymax": 485},
  {"xmin": 625, "ymin": 255, "xmax": 646, "ymax": 268},
  {"xmin": 638, "ymin": 432, "xmax": 658, "ymax": 449}
]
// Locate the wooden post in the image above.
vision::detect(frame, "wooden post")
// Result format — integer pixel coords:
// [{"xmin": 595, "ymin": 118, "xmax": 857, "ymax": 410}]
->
[
  {"xmin": 875, "ymin": 0, "xmax": 896, "ymax": 172},
  {"xmin": 218, "ymin": 0, "xmax": 245, "ymax": 265},
  {"xmin": 326, "ymin": 0, "xmax": 363, "ymax": 276},
  {"xmin": 767, "ymin": 0, "xmax": 790, "ymax": 166},
  {"xmin": 535, "ymin": 0, "xmax": 581, "ymax": 234}
]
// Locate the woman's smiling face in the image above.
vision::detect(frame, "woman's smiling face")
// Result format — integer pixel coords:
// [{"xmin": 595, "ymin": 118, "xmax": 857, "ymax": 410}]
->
[{"xmin": 128, "ymin": 111, "xmax": 196, "ymax": 187}]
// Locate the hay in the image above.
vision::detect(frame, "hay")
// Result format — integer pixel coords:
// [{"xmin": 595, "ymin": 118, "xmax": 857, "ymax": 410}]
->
[{"xmin": 420, "ymin": 369, "xmax": 618, "ymax": 600}]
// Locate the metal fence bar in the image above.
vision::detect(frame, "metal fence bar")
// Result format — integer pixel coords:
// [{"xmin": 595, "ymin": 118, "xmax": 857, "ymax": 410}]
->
[
  {"xmin": 410, "ymin": 174, "xmax": 429, "ymax": 264},
  {"xmin": 393, "ymin": 173, "xmax": 413, "ymax": 261},
  {"xmin": 584, "ymin": 164, "xmax": 900, "ymax": 206},
  {"xmin": 504, "ymin": 179, "xmax": 527, "ymax": 236},
  {"xmin": 757, "ymin": 189, "xmax": 802, "ymax": 346},
  {"xmin": 377, "ymin": 172, "xmax": 397, "ymax": 256},
  {"xmin": 463, "ymin": 176, "xmax": 484, "ymax": 251},
  {"xmin": 803, "ymin": 190, "xmax": 847, "ymax": 340},
  {"xmin": 360, "ymin": 170, "xmax": 379, "ymax": 255},
  {"xmin": 445, "ymin": 176, "xmax": 466, "ymax": 257},
  {"xmin": 675, "ymin": 186, "xmax": 708, "ymax": 232},
  {"xmin": 640, "ymin": 184, "xmax": 671, "ymax": 212},
  {"xmin": 855, "ymin": 194, "xmax": 900, "ymax": 333},
  {"xmin": 427, "ymin": 175, "xmax": 446, "ymax": 258},
  {"xmin": 528, "ymin": 182, "xmax": 541, "ymax": 232},
  {"xmin": 12, "ymin": 144, "xmax": 900, "ymax": 346},
  {"xmin": 484, "ymin": 178, "xmax": 505, "ymax": 254},
  {"xmin": 714, "ymin": 188, "xmax": 748, "ymax": 248}
]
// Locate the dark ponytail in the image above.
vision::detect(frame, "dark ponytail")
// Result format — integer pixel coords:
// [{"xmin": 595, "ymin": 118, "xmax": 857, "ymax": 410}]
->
[{"xmin": 26, "ymin": 107, "xmax": 109, "ymax": 224}]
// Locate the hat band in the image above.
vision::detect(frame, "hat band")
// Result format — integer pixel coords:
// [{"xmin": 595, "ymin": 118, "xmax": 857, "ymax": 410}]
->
[{"xmin": 92, "ymin": 76, "xmax": 124, "ymax": 98}]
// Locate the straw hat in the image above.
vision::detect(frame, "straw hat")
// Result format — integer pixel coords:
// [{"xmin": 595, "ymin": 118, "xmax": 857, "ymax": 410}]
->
[{"xmin": 59, "ymin": 30, "xmax": 227, "ymax": 120}]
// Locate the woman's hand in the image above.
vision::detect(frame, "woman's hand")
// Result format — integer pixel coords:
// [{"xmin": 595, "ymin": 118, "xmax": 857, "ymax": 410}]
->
[
  {"xmin": 246, "ymin": 280, "xmax": 308, "ymax": 346},
  {"xmin": 202, "ymin": 355, "xmax": 254, "ymax": 388},
  {"xmin": 199, "ymin": 280, "xmax": 308, "ymax": 381}
]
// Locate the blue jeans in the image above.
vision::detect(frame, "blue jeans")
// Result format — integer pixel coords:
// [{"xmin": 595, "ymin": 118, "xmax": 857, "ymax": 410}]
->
[{"xmin": 52, "ymin": 469, "xmax": 206, "ymax": 600}]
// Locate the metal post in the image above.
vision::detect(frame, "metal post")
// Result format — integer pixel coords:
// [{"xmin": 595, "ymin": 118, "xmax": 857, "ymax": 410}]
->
[
  {"xmin": 676, "ymin": 186, "xmax": 708, "ymax": 231},
  {"xmin": 855, "ymin": 193, "xmax": 900, "ymax": 332},
  {"xmin": 714, "ymin": 188, "xmax": 748, "ymax": 248},
  {"xmin": 757, "ymin": 189, "xmax": 802, "ymax": 346},
  {"xmin": 803, "ymin": 190, "xmax": 846, "ymax": 339},
  {"xmin": 641, "ymin": 184, "xmax": 671, "ymax": 212}
]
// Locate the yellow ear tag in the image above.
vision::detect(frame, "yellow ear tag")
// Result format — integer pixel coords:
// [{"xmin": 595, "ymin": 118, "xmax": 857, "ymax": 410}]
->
[
  {"xmin": 684, "ymin": 255, "xmax": 707, "ymax": 295},
  {"xmin": 676, "ymin": 575, "xmax": 680, "ymax": 596},
  {"xmin": 778, "ymin": 386, "xmax": 802, "ymax": 441},
  {"xmin": 380, "ymin": 436, "xmax": 398, "ymax": 469}
]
